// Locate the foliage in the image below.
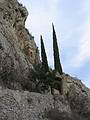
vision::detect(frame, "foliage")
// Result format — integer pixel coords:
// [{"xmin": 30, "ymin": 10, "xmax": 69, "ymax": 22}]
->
[
  {"xmin": 31, "ymin": 64, "xmax": 62, "ymax": 94},
  {"xmin": 52, "ymin": 23, "xmax": 63, "ymax": 75},
  {"xmin": 40, "ymin": 35, "xmax": 49, "ymax": 73}
]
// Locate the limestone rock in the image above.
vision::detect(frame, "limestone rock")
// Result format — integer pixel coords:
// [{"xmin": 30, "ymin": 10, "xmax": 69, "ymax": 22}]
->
[
  {"xmin": 0, "ymin": 0, "xmax": 90, "ymax": 120},
  {"xmin": 0, "ymin": 73, "xmax": 90, "ymax": 120},
  {"xmin": 0, "ymin": 0, "xmax": 40, "ymax": 89}
]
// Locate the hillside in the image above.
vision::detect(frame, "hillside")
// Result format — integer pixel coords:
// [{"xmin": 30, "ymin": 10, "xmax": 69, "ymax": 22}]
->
[{"xmin": 0, "ymin": 0, "xmax": 90, "ymax": 120}]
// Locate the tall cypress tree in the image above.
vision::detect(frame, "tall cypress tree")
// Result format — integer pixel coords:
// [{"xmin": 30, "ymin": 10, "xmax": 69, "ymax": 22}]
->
[
  {"xmin": 40, "ymin": 35, "xmax": 49, "ymax": 72},
  {"xmin": 52, "ymin": 23, "xmax": 63, "ymax": 74}
]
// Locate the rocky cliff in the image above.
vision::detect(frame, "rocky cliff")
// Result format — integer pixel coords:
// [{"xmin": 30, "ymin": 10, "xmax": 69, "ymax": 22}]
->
[
  {"xmin": 0, "ymin": 0, "xmax": 90, "ymax": 120},
  {"xmin": 0, "ymin": 75, "xmax": 90, "ymax": 120},
  {"xmin": 0, "ymin": 0, "xmax": 40, "ymax": 89}
]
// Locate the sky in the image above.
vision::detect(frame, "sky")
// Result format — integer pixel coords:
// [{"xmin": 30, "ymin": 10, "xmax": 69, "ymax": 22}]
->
[{"xmin": 19, "ymin": 0, "xmax": 90, "ymax": 88}]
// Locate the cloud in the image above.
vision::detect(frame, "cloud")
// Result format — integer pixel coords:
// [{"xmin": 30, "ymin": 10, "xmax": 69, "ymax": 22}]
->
[
  {"xmin": 18, "ymin": 0, "xmax": 90, "ymax": 88},
  {"xmin": 19, "ymin": 0, "xmax": 62, "ymax": 68},
  {"xmin": 83, "ymin": 76, "xmax": 90, "ymax": 88},
  {"xmin": 71, "ymin": 0, "xmax": 90, "ymax": 67},
  {"xmin": 19, "ymin": 0, "xmax": 90, "ymax": 69}
]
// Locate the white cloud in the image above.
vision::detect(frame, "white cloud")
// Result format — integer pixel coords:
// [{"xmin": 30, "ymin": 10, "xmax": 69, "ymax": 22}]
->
[
  {"xmin": 19, "ymin": 0, "xmax": 62, "ymax": 67},
  {"xmin": 83, "ymin": 76, "xmax": 90, "ymax": 88},
  {"xmin": 71, "ymin": 0, "xmax": 90, "ymax": 67},
  {"xmin": 18, "ymin": 0, "xmax": 90, "ymax": 88},
  {"xmin": 19, "ymin": 0, "xmax": 90, "ymax": 69}
]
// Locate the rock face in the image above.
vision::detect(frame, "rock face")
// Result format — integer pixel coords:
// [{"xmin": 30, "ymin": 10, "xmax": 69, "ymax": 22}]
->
[
  {"xmin": 0, "ymin": 74, "xmax": 90, "ymax": 120},
  {"xmin": 0, "ymin": 0, "xmax": 40, "ymax": 89},
  {"xmin": 0, "ymin": 0, "xmax": 90, "ymax": 120}
]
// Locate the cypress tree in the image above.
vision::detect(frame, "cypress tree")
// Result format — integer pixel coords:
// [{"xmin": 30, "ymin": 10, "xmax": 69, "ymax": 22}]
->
[
  {"xmin": 40, "ymin": 35, "xmax": 49, "ymax": 72},
  {"xmin": 52, "ymin": 23, "xmax": 63, "ymax": 74}
]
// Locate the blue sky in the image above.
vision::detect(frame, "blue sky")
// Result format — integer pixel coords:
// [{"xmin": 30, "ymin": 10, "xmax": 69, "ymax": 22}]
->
[{"xmin": 19, "ymin": 0, "xmax": 90, "ymax": 88}]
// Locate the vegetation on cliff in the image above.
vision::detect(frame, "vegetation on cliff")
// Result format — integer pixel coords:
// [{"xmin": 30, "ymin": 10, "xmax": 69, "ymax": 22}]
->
[
  {"xmin": 40, "ymin": 35, "xmax": 49, "ymax": 73},
  {"xmin": 52, "ymin": 23, "xmax": 63, "ymax": 75}
]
